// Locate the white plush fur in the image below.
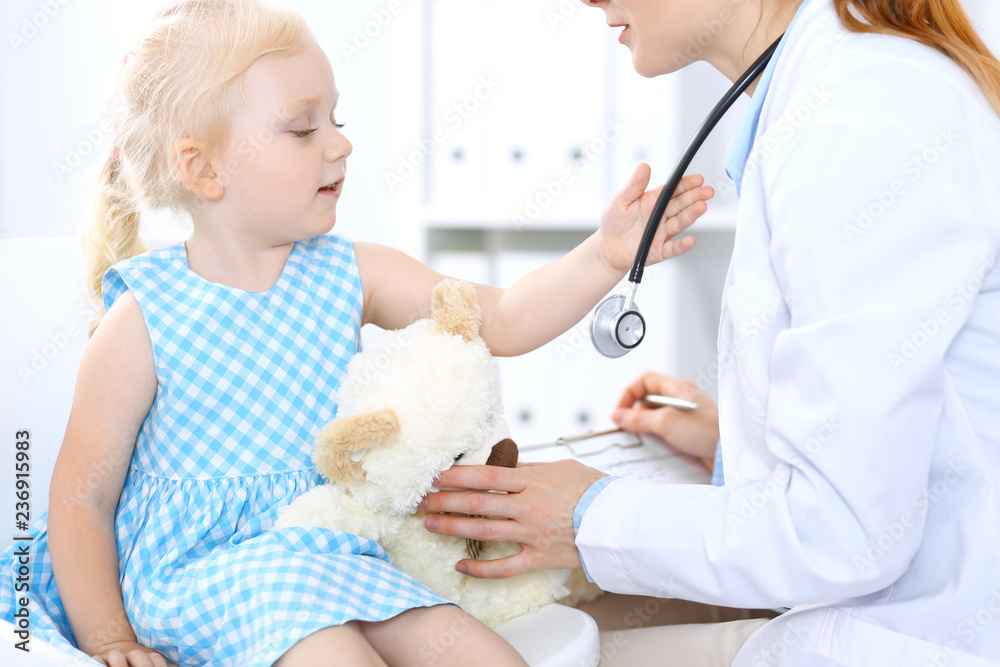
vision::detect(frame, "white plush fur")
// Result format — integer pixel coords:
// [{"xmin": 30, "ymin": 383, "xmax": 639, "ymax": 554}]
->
[{"xmin": 275, "ymin": 279, "xmax": 594, "ymax": 627}]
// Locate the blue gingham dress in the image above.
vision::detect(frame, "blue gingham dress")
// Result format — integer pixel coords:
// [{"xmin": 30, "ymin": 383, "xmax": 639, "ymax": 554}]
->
[{"xmin": 0, "ymin": 234, "xmax": 447, "ymax": 665}]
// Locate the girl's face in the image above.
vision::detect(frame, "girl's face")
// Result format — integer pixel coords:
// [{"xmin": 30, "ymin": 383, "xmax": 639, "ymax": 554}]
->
[
  {"xmin": 582, "ymin": 0, "xmax": 752, "ymax": 77},
  {"xmin": 215, "ymin": 40, "xmax": 352, "ymax": 246}
]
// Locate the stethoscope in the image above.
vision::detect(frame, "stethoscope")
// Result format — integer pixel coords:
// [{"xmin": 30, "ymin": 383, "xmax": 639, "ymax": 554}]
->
[{"xmin": 590, "ymin": 35, "xmax": 785, "ymax": 358}]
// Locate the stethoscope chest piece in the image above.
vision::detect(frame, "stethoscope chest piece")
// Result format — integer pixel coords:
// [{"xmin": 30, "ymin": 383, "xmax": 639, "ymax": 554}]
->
[{"xmin": 590, "ymin": 293, "xmax": 646, "ymax": 358}]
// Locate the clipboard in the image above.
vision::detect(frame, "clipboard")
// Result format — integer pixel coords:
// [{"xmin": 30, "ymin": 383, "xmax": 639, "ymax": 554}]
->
[{"xmin": 519, "ymin": 428, "xmax": 711, "ymax": 485}]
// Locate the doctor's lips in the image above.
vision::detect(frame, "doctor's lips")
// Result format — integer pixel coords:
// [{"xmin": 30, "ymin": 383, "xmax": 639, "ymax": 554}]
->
[
  {"xmin": 608, "ymin": 22, "xmax": 630, "ymax": 43},
  {"xmin": 318, "ymin": 177, "xmax": 344, "ymax": 196}
]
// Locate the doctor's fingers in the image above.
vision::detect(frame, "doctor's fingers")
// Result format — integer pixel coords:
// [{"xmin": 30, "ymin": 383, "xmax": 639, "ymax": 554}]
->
[
  {"xmin": 422, "ymin": 488, "xmax": 520, "ymax": 519},
  {"xmin": 616, "ymin": 372, "xmax": 703, "ymax": 409},
  {"xmin": 424, "ymin": 511, "xmax": 582, "ymax": 578},
  {"xmin": 456, "ymin": 540, "xmax": 582, "ymax": 580},
  {"xmin": 457, "ymin": 552, "xmax": 532, "ymax": 580},
  {"xmin": 615, "ymin": 403, "xmax": 716, "ymax": 456},
  {"xmin": 424, "ymin": 510, "xmax": 533, "ymax": 548},
  {"xmin": 614, "ymin": 403, "xmax": 679, "ymax": 435},
  {"xmin": 432, "ymin": 463, "xmax": 527, "ymax": 494},
  {"xmin": 427, "ymin": 460, "xmax": 606, "ymax": 519}
]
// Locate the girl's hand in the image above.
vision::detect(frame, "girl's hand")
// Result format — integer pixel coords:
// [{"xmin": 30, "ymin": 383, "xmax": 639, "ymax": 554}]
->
[
  {"xmin": 420, "ymin": 461, "xmax": 607, "ymax": 578},
  {"xmin": 612, "ymin": 371, "xmax": 720, "ymax": 465},
  {"xmin": 598, "ymin": 164, "xmax": 714, "ymax": 273},
  {"xmin": 91, "ymin": 641, "xmax": 177, "ymax": 667}
]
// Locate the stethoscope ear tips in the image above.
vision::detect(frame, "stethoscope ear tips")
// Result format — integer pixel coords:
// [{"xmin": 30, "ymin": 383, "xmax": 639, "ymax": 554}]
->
[{"xmin": 590, "ymin": 293, "xmax": 645, "ymax": 358}]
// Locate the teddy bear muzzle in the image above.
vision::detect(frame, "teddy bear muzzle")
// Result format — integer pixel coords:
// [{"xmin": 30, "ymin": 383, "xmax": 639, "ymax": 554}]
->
[
  {"xmin": 467, "ymin": 438, "xmax": 519, "ymax": 560},
  {"xmin": 484, "ymin": 438, "xmax": 518, "ymax": 468}
]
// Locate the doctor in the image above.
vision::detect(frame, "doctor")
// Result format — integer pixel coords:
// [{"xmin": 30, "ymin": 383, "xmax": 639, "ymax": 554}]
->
[{"xmin": 422, "ymin": 0, "xmax": 1000, "ymax": 665}]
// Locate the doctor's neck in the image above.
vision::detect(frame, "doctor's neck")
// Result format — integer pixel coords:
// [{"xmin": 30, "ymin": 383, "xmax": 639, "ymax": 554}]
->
[{"xmin": 712, "ymin": 0, "xmax": 804, "ymax": 96}]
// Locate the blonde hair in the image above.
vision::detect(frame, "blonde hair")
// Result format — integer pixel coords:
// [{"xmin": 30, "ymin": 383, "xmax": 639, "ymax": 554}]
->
[
  {"xmin": 833, "ymin": 0, "xmax": 1000, "ymax": 115},
  {"xmin": 87, "ymin": 0, "xmax": 310, "ymax": 336}
]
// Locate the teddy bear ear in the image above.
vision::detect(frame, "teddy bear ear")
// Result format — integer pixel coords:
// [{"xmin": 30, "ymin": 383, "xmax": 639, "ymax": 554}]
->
[
  {"xmin": 432, "ymin": 279, "xmax": 482, "ymax": 342},
  {"xmin": 313, "ymin": 408, "xmax": 400, "ymax": 486}
]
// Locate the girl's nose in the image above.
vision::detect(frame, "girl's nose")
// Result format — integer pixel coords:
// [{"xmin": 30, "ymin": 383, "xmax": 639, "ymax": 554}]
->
[{"xmin": 325, "ymin": 127, "xmax": 353, "ymax": 162}]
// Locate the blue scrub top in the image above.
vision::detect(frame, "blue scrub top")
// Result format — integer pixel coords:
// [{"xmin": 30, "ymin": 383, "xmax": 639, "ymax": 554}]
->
[
  {"xmin": 723, "ymin": 0, "xmax": 814, "ymax": 197},
  {"xmin": 715, "ymin": 0, "xmax": 813, "ymax": 484}
]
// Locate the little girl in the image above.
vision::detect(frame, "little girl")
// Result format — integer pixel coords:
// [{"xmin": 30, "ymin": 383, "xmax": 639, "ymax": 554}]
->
[{"xmin": 0, "ymin": 1, "xmax": 711, "ymax": 665}]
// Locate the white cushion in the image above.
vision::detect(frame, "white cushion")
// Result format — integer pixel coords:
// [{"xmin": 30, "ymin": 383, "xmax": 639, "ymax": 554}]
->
[
  {"xmin": 0, "ymin": 237, "xmax": 91, "ymax": 521},
  {"xmin": 496, "ymin": 603, "xmax": 601, "ymax": 667}
]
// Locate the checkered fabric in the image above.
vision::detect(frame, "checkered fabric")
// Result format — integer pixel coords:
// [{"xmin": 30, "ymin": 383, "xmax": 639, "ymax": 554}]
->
[{"xmin": 0, "ymin": 235, "xmax": 449, "ymax": 666}]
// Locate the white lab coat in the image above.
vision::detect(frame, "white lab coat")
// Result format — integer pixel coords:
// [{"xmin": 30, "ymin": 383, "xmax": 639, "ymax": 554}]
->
[{"xmin": 576, "ymin": 1, "xmax": 1000, "ymax": 664}]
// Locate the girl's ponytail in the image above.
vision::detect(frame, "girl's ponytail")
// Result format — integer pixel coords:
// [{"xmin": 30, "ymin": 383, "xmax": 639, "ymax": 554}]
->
[
  {"xmin": 86, "ymin": 155, "xmax": 146, "ymax": 336},
  {"xmin": 81, "ymin": 0, "xmax": 310, "ymax": 337},
  {"xmin": 833, "ymin": 0, "xmax": 1000, "ymax": 115}
]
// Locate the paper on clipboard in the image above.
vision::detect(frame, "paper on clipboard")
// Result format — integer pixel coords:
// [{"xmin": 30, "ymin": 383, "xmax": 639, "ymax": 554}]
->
[{"xmin": 520, "ymin": 430, "xmax": 711, "ymax": 485}]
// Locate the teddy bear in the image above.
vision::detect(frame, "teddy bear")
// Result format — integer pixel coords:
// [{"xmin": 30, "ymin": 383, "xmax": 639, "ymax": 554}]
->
[{"xmin": 275, "ymin": 278, "xmax": 600, "ymax": 627}]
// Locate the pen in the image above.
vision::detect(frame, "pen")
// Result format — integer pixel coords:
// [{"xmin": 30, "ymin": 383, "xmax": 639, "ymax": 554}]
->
[
  {"xmin": 641, "ymin": 394, "xmax": 699, "ymax": 411},
  {"xmin": 555, "ymin": 427, "xmax": 624, "ymax": 446}
]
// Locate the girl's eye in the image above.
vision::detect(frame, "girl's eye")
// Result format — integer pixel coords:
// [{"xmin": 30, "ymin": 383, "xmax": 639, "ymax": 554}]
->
[
  {"xmin": 290, "ymin": 128, "xmax": 318, "ymax": 138},
  {"xmin": 334, "ymin": 123, "xmax": 346, "ymax": 130}
]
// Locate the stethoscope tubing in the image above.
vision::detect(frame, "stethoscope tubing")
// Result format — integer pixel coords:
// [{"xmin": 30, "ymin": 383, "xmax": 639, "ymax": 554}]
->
[{"xmin": 626, "ymin": 34, "xmax": 785, "ymax": 285}]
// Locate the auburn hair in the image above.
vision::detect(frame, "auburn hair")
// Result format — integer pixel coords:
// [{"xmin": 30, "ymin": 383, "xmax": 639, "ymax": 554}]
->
[{"xmin": 833, "ymin": 0, "xmax": 1000, "ymax": 114}]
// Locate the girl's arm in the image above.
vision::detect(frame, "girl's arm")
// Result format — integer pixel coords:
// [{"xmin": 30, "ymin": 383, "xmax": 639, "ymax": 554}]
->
[
  {"xmin": 47, "ymin": 291, "xmax": 167, "ymax": 665},
  {"xmin": 357, "ymin": 165, "xmax": 712, "ymax": 356}
]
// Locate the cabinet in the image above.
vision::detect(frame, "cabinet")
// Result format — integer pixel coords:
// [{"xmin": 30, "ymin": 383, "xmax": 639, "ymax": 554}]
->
[{"xmin": 397, "ymin": 0, "xmax": 742, "ymax": 446}]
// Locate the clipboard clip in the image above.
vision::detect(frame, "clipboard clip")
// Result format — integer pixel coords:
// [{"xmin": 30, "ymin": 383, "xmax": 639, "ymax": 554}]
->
[{"xmin": 555, "ymin": 428, "xmax": 644, "ymax": 457}]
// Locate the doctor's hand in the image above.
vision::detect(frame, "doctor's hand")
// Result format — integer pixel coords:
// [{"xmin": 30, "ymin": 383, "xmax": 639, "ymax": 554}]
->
[
  {"xmin": 613, "ymin": 372, "xmax": 720, "ymax": 469},
  {"xmin": 598, "ymin": 164, "xmax": 714, "ymax": 273},
  {"xmin": 419, "ymin": 461, "xmax": 607, "ymax": 578}
]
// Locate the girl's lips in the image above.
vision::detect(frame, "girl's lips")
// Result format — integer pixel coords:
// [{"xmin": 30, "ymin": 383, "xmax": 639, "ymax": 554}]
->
[
  {"xmin": 618, "ymin": 25, "xmax": 630, "ymax": 44},
  {"xmin": 318, "ymin": 178, "xmax": 344, "ymax": 197}
]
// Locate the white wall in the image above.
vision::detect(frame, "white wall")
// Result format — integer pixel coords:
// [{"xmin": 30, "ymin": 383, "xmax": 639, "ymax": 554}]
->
[
  {"xmin": 0, "ymin": 0, "xmax": 425, "ymax": 523},
  {"xmin": 968, "ymin": 0, "xmax": 1000, "ymax": 53},
  {"xmin": 1, "ymin": 0, "xmax": 999, "ymax": 496},
  {"xmin": 2, "ymin": 0, "xmax": 998, "ymax": 242},
  {"xmin": 0, "ymin": 0, "xmax": 416, "ymax": 246}
]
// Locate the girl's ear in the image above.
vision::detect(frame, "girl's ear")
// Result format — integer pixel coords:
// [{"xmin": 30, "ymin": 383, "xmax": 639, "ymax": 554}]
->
[{"xmin": 171, "ymin": 138, "xmax": 224, "ymax": 200}]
